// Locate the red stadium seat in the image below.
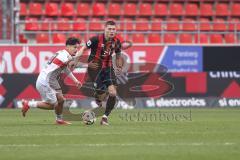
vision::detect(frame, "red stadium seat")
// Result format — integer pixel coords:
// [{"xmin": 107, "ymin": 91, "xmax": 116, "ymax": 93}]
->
[
  {"xmin": 199, "ymin": 18, "xmax": 211, "ymax": 31},
  {"xmin": 45, "ymin": 3, "xmax": 59, "ymax": 16},
  {"xmin": 89, "ymin": 18, "xmax": 104, "ymax": 31},
  {"xmin": 20, "ymin": 3, "xmax": 27, "ymax": 16},
  {"xmin": 231, "ymin": 3, "xmax": 240, "ymax": 16},
  {"xmin": 36, "ymin": 33, "xmax": 49, "ymax": 43},
  {"xmin": 139, "ymin": 3, "xmax": 152, "ymax": 16},
  {"xmin": 182, "ymin": 18, "xmax": 197, "ymax": 31},
  {"xmin": 29, "ymin": 3, "xmax": 43, "ymax": 16},
  {"xmin": 210, "ymin": 34, "xmax": 223, "ymax": 43},
  {"xmin": 76, "ymin": 3, "xmax": 90, "ymax": 16},
  {"xmin": 25, "ymin": 18, "xmax": 39, "ymax": 31},
  {"xmin": 194, "ymin": 34, "xmax": 208, "ymax": 43},
  {"xmin": 151, "ymin": 18, "xmax": 162, "ymax": 31},
  {"xmin": 119, "ymin": 18, "xmax": 134, "ymax": 31},
  {"xmin": 61, "ymin": 3, "xmax": 75, "ymax": 16},
  {"xmin": 164, "ymin": 34, "xmax": 177, "ymax": 43},
  {"xmin": 135, "ymin": 18, "xmax": 149, "ymax": 31},
  {"xmin": 166, "ymin": 18, "xmax": 180, "ymax": 31},
  {"xmin": 169, "ymin": 3, "xmax": 183, "ymax": 16},
  {"xmin": 200, "ymin": 3, "xmax": 214, "ymax": 16},
  {"xmin": 154, "ymin": 3, "xmax": 168, "ymax": 16},
  {"xmin": 57, "ymin": 18, "xmax": 72, "ymax": 31},
  {"xmin": 179, "ymin": 34, "xmax": 193, "ymax": 43},
  {"xmin": 185, "ymin": 3, "xmax": 199, "ymax": 16},
  {"xmin": 52, "ymin": 33, "xmax": 66, "ymax": 43},
  {"xmin": 123, "ymin": 3, "xmax": 137, "ymax": 16},
  {"xmin": 92, "ymin": 3, "xmax": 106, "ymax": 16},
  {"xmin": 215, "ymin": 3, "xmax": 229, "ymax": 16},
  {"xmin": 212, "ymin": 19, "xmax": 227, "ymax": 31},
  {"xmin": 19, "ymin": 34, "xmax": 28, "ymax": 43},
  {"xmin": 225, "ymin": 34, "xmax": 237, "ymax": 43},
  {"xmin": 108, "ymin": 3, "xmax": 122, "ymax": 16},
  {"xmin": 229, "ymin": 18, "xmax": 240, "ymax": 31},
  {"xmin": 73, "ymin": 18, "xmax": 86, "ymax": 31},
  {"xmin": 40, "ymin": 18, "xmax": 55, "ymax": 31},
  {"xmin": 132, "ymin": 34, "xmax": 145, "ymax": 43},
  {"xmin": 148, "ymin": 34, "xmax": 161, "ymax": 43},
  {"xmin": 68, "ymin": 33, "xmax": 81, "ymax": 40}
]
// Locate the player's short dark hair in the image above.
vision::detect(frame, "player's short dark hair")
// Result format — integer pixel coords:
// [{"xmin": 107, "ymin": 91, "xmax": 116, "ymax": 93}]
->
[
  {"xmin": 105, "ymin": 20, "xmax": 116, "ymax": 26},
  {"xmin": 66, "ymin": 37, "xmax": 80, "ymax": 46}
]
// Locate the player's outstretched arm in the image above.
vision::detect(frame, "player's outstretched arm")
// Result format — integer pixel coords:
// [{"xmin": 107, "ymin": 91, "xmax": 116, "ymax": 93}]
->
[{"xmin": 65, "ymin": 67, "xmax": 82, "ymax": 89}]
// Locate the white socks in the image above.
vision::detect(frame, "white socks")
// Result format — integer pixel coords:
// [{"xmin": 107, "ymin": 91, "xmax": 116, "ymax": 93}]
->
[{"xmin": 28, "ymin": 101, "xmax": 38, "ymax": 108}]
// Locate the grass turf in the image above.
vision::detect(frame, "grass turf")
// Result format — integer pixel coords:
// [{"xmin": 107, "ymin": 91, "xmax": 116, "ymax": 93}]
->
[{"xmin": 0, "ymin": 108, "xmax": 239, "ymax": 160}]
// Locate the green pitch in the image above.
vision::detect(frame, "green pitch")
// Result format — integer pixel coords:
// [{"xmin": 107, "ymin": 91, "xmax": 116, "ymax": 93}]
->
[{"xmin": 0, "ymin": 108, "xmax": 239, "ymax": 160}]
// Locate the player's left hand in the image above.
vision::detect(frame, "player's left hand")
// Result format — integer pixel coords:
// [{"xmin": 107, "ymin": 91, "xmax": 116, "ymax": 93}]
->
[{"xmin": 75, "ymin": 81, "xmax": 82, "ymax": 89}]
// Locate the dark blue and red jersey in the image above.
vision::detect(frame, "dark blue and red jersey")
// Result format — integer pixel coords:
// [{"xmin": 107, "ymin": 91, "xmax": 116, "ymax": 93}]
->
[{"xmin": 86, "ymin": 34, "xmax": 121, "ymax": 68}]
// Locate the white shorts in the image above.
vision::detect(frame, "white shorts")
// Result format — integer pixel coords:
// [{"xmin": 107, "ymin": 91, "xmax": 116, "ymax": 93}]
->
[{"xmin": 36, "ymin": 79, "xmax": 57, "ymax": 105}]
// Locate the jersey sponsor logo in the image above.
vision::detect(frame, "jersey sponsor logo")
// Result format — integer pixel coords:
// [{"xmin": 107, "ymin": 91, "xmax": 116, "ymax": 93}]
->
[{"xmin": 87, "ymin": 40, "xmax": 92, "ymax": 47}]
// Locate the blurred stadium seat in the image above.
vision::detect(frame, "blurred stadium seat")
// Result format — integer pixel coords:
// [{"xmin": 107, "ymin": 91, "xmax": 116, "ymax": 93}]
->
[
  {"xmin": 45, "ymin": 3, "xmax": 59, "ymax": 16},
  {"xmin": 225, "ymin": 34, "xmax": 237, "ymax": 43},
  {"xmin": 210, "ymin": 34, "xmax": 223, "ymax": 43},
  {"xmin": 123, "ymin": 3, "xmax": 137, "ymax": 16},
  {"xmin": 148, "ymin": 34, "xmax": 161, "ymax": 43},
  {"xmin": 132, "ymin": 34, "xmax": 145, "ymax": 43},
  {"xmin": 199, "ymin": 18, "xmax": 211, "ymax": 31},
  {"xmin": 182, "ymin": 18, "xmax": 197, "ymax": 31},
  {"xmin": 139, "ymin": 3, "xmax": 152, "ymax": 16},
  {"xmin": 52, "ymin": 33, "xmax": 66, "ymax": 43},
  {"xmin": 20, "ymin": 3, "xmax": 27, "ymax": 16},
  {"xmin": 179, "ymin": 34, "xmax": 193, "ymax": 43},
  {"xmin": 72, "ymin": 18, "xmax": 86, "ymax": 31},
  {"xmin": 57, "ymin": 18, "xmax": 72, "ymax": 31},
  {"xmin": 151, "ymin": 18, "xmax": 162, "ymax": 31},
  {"xmin": 194, "ymin": 34, "xmax": 209, "ymax": 44},
  {"xmin": 29, "ymin": 2, "xmax": 43, "ymax": 16},
  {"xmin": 215, "ymin": 3, "xmax": 229, "ymax": 16},
  {"xmin": 212, "ymin": 18, "xmax": 227, "ymax": 31},
  {"xmin": 164, "ymin": 34, "xmax": 177, "ymax": 43},
  {"xmin": 25, "ymin": 17, "xmax": 39, "ymax": 31},
  {"xmin": 185, "ymin": 3, "xmax": 199, "ymax": 16},
  {"xmin": 76, "ymin": 3, "xmax": 90, "ymax": 16},
  {"xmin": 166, "ymin": 18, "xmax": 180, "ymax": 31},
  {"xmin": 154, "ymin": 3, "xmax": 168, "ymax": 16},
  {"xmin": 231, "ymin": 3, "xmax": 240, "ymax": 16},
  {"xmin": 89, "ymin": 18, "xmax": 104, "ymax": 31},
  {"xmin": 61, "ymin": 3, "xmax": 75, "ymax": 17},
  {"xmin": 36, "ymin": 33, "xmax": 49, "ymax": 43},
  {"xmin": 135, "ymin": 18, "xmax": 149, "ymax": 31},
  {"xmin": 108, "ymin": 3, "xmax": 122, "ymax": 16},
  {"xmin": 169, "ymin": 3, "xmax": 184, "ymax": 16},
  {"xmin": 92, "ymin": 3, "xmax": 106, "ymax": 16},
  {"xmin": 200, "ymin": 3, "xmax": 214, "ymax": 16}
]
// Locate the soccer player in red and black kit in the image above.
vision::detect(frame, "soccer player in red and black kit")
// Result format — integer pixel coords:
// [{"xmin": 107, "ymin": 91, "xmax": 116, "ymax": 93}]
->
[{"xmin": 79, "ymin": 21, "xmax": 123, "ymax": 125}]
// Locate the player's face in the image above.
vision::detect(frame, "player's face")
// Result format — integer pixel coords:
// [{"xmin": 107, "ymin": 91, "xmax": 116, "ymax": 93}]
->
[
  {"xmin": 66, "ymin": 44, "xmax": 80, "ymax": 56},
  {"xmin": 105, "ymin": 25, "xmax": 117, "ymax": 39}
]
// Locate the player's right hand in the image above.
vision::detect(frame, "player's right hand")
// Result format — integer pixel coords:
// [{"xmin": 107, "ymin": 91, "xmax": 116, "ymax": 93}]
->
[{"xmin": 88, "ymin": 61, "xmax": 99, "ymax": 70}]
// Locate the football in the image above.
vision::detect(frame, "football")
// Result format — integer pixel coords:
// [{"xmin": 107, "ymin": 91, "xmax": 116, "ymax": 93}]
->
[{"xmin": 82, "ymin": 110, "xmax": 96, "ymax": 125}]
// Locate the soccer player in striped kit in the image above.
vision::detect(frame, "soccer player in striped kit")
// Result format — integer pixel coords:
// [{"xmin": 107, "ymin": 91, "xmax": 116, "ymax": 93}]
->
[
  {"xmin": 79, "ymin": 21, "xmax": 123, "ymax": 125},
  {"xmin": 21, "ymin": 37, "xmax": 83, "ymax": 125}
]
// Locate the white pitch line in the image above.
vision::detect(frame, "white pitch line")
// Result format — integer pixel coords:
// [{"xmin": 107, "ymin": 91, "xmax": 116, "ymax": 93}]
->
[
  {"xmin": 0, "ymin": 142, "xmax": 235, "ymax": 148},
  {"xmin": 0, "ymin": 132, "xmax": 157, "ymax": 137}
]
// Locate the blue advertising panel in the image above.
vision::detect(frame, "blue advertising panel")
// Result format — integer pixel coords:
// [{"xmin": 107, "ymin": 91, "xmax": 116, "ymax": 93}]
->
[{"xmin": 161, "ymin": 46, "xmax": 203, "ymax": 72}]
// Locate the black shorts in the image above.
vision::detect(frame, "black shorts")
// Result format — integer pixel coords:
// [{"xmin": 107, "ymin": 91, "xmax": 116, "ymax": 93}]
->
[{"xmin": 87, "ymin": 67, "xmax": 117, "ymax": 93}]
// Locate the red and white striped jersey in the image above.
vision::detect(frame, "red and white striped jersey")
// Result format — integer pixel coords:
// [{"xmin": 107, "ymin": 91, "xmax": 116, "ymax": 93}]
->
[{"xmin": 37, "ymin": 49, "xmax": 73, "ymax": 90}]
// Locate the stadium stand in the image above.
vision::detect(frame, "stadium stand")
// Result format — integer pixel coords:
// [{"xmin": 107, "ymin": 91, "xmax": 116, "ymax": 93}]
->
[{"xmin": 15, "ymin": 0, "xmax": 240, "ymax": 44}]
